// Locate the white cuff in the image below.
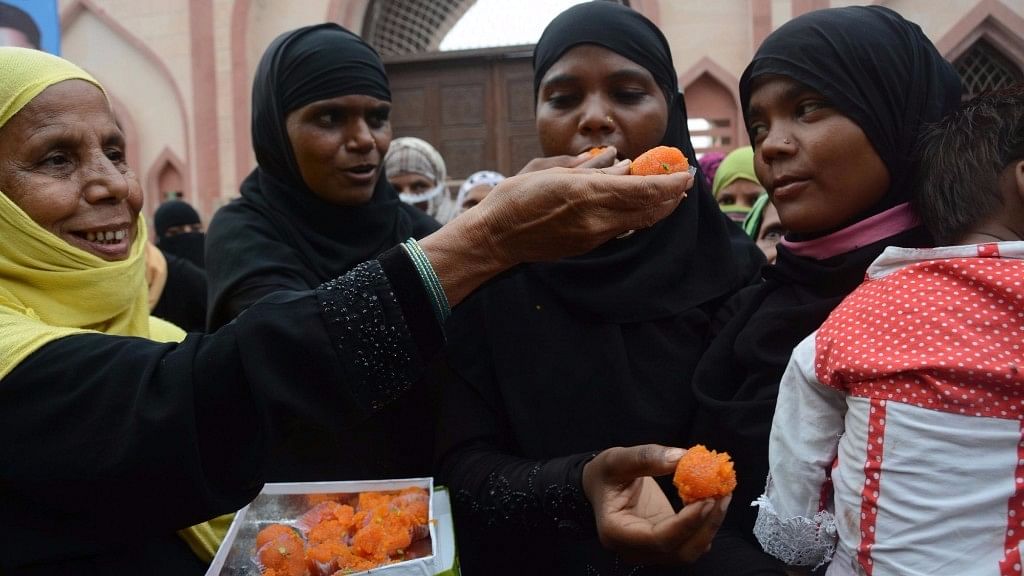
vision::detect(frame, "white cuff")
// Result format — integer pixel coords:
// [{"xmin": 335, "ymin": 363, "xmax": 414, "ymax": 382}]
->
[{"xmin": 752, "ymin": 494, "xmax": 837, "ymax": 569}]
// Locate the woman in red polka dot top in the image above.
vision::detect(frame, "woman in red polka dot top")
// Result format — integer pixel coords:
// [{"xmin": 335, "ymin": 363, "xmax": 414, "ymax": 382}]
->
[{"xmin": 755, "ymin": 86, "xmax": 1024, "ymax": 575}]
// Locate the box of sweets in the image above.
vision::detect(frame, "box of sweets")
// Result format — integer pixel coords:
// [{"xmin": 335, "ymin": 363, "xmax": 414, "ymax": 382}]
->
[{"xmin": 206, "ymin": 477, "xmax": 459, "ymax": 576}]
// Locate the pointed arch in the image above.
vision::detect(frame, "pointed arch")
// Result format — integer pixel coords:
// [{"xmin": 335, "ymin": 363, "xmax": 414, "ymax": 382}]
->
[
  {"xmin": 678, "ymin": 58, "xmax": 746, "ymax": 153},
  {"xmin": 147, "ymin": 148, "xmax": 190, "ymax": 213},
  {"xmin": 936, "ymin": 0, "xmax": 1024, "ymax": 73},
  {"xmin": 60, "ymin": 0, "xmax": 192, "ymax": 207}
]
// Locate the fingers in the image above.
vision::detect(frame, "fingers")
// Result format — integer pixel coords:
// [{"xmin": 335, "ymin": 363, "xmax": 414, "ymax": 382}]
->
[
  {"xmin": 575, "ymin": 146, "xmax": 619, "ymax": 170},
  {"xmin": 642, "ymin": 496, "xmax": 727, "ymax": 564},
  {"xmin": 518, "ymin": 152, "xmax": 593, "ymax": 174},
  {"xmin": 598, "ymin": 445, "xmax": 685, "ymax": 484},
  {"xmin": 600, "ymin": 158, "xmax": 631, "ymax": 176}
]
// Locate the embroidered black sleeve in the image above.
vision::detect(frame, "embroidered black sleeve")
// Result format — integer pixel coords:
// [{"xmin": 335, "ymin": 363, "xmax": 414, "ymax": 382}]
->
[
  {"xmin": 315, "ymin": 260, "xmax": 421, "ymax": 411},
  {"xmin": 452, "ymin": 453, "xmax": 598, "ymax": 538}
]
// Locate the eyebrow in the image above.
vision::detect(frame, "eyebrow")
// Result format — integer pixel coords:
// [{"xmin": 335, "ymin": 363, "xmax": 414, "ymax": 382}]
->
[
  {"xmin": 606, "ymin": 68, "xmax": 654, "ymax": 84},
  {"xmin": 541, "ymin": 67, "xmax": 654, "ymax": 90},
  {"xmin": 747, "ymin": 82, "xmax": 818, "ymax": 117},
  {"xmin": 302, "ymin": 100, "xmax": 391, "ymax": 115}
]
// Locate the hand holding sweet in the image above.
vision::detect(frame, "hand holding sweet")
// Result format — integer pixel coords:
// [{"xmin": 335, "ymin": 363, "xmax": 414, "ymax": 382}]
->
[{"xmin": 582, "ymin": 444, "xmax": 730, "ymax": 565}]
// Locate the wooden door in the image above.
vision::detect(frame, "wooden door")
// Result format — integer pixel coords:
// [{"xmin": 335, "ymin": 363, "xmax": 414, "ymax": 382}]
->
[{"xmin": 385, "ymin": 46, "xmax": 543, "ymax": 180}]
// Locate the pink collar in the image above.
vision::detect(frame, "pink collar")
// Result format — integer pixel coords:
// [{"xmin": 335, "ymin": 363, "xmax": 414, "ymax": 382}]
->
[{"xmin": 781, "ymin": 203, "xmax": 920, "ymax": 260}]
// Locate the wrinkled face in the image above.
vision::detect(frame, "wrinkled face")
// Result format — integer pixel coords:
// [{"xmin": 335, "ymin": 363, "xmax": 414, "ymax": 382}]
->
[
  {"xmin": 0, "ymin": 79, "xmax": 141, "ymax": 261},
  {"xmin": 286, "ymin": 94, "xmax": 392, "ymax": 205},
  {"xmin": 747, "ymin": 75, "xmax": 890, "ymax": 234},
  {"xmin": 459, "ymin": 183, "xmax": 495, "ymax": 214},
  {"xmin": 756, "ymin": 200, "xmax": 785, "ymax": 264},
  {"xmin": 389, "ymin": 172, "xmax": 436, "ymax": 200},
  {"xmin": 536, "ymin": 44, "xmax": 668, "ymax": 161}
]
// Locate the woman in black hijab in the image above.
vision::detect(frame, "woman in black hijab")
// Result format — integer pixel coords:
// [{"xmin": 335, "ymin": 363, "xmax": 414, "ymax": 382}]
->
[
  {"xmin": 152, "ymin": 199, "xmax": 208, "ymax": 332},
  {"xmin": 687, "ymin": 7, "xmax": 962, "ymax": 575},
  {"xmin": 155, "ymin": 199, "xmax": 206, "ymax": 268},
  {"xmin": 435, "ymin": 4, "xmax": 761, "ymax": 574},
  {"xmin": 205, "ymin": 23, "xmax": 440, "ymax": 481},
  {"xmin": 206, "ymin": 23, "xmax": 438, "ymax": 332}
]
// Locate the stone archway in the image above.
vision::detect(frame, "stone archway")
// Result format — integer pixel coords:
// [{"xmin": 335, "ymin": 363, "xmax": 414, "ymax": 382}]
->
[{"xmin": 361, "ymin": 0, "xmax": 476, "ymax": 56}]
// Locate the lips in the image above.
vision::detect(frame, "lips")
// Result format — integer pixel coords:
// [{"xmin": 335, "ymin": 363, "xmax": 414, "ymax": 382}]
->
[
  {"xmin": 770, "ymin": 174, "xmax": 811, "ymax": 200},
  {"xmin": 68, "ymin": 223, "xmax": 132, "ymax": 259},
  {"xmin": 342, "ymin": 164, "xmax": 377, "ymax": 184},
  {"xmin": 577, "ymin": 144, "xmax": 619, "ymax": 159}
]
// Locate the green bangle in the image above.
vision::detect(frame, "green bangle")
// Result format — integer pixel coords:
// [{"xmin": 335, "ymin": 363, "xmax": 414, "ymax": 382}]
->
[
  {"xmin": 402, "ymin": 238, "xmax": 451, "ymax": 324},
  {"xmin": 408, "ymin": 240, "xmax": 450, "ymax": 324}
]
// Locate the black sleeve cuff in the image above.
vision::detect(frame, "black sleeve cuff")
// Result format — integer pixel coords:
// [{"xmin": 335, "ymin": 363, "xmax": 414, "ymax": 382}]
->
[{"xmin": 378, "ymin": 244, "xmax": 445, "ymax": 364}]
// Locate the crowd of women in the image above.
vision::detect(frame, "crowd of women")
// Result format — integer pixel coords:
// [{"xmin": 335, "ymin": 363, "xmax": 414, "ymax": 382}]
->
[{"xmin": 2, "ymin": 2, "xmax": 1021, "ymax": 575}]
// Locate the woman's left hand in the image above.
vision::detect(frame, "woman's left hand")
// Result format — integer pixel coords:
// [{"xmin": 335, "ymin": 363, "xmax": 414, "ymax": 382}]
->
[{"xmin": 582, "ymin": 444, "xmax": 730, "ymax": 565}]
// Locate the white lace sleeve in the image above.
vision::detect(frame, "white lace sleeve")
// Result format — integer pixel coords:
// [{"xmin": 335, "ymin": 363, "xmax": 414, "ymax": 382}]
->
[
  {"xmin": 754, "ymin": 334, "xmax": 846, "ymax": 569},
  {"xmin": 753, "ymin": 488, "xmax": 837, "ymax": 568}
]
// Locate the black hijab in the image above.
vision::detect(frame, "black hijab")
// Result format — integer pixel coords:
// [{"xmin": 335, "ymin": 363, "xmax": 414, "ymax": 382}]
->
[
  {"xmin": 206, "ymin": 23, "xmax": 438, "ymax": 330},
  {"xmin": 689, "ymin": 7, "xmax": 962, "ymax": 567},
  {"xmin": 154, "ymin": 199, "xmax": 205, "ymax": 268},
  {"xmin": 439, "ymin": 4, "xmax": 760, "ymax": 574},
  {"xmin": 739, "ymin": 5, "xmax": 962, "ymax": 228},
  {"xmin": 527, "ymin": 1, "xmax": 756, "ymax": 323}
]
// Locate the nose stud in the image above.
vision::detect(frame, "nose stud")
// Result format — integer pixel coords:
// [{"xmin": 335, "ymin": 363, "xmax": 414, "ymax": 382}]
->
[
  {"xmin": 783, "ymin": 138, "xmax": 791, "ymax": 145},
  {"xmin": 605, "ymin": 115, "xmax": 615, "ymax": 125}
]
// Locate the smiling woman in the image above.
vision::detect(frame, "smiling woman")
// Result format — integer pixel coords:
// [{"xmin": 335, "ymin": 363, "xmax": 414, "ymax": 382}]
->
[
  {"xmin": 0, "ymin": 44, "xmax": 698, "ymax": 574},
  {"xmin": 0, "ymin": 80, "xmax": 139, "ymax": 260}
]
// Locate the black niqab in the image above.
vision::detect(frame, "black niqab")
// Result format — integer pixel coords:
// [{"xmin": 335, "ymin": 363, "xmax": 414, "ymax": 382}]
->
[
  {"xmin": 206, "ymin": 23, "xmax": 438, "ymax": 330},
  {"xmin": 154, "ymin": 200, "xmax": 205, "ymax": 268},
  {"xmin": 690, "ymin": 7, "xmax": 961, "ymax": 571},
  {"xmin": 527, "ymin": 1, "xmax": 755, "ymax": 323}
]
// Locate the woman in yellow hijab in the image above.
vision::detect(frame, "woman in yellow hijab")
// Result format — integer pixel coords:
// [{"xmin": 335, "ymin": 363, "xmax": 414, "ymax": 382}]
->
[
  {"xmin": 711, "ymin": 146, "xmax": 765, "ymax": 223},
  {"xmin": 0, "ymin": 47, "xmax": 703, "ymax": 573}
]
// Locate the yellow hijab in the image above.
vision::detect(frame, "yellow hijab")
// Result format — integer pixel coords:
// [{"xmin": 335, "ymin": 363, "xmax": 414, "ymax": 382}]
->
[
  {"xmin": 0, "ymin": 47, "xmax": 227, "ymax": 562},
  {"xmin": 711, "ymin": 146, "xmax": 760, "ymax": 198}
]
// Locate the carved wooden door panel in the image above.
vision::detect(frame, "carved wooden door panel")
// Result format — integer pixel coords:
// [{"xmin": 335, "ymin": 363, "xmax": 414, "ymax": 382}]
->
[{"xmin": 385, "ymin": 49, "xmax": 542, "ymax": 180}]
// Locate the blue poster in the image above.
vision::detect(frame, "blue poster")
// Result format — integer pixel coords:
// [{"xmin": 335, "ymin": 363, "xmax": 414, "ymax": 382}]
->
[{"xmin": 0, "ymin": 0, "xmax": 59, "ymax": 55}]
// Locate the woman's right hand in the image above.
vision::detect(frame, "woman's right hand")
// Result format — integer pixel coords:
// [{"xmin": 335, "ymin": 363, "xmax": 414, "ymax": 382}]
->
[{"xmin": 419, "ymin": 158, "xmax": 692, "ymax": 306}]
